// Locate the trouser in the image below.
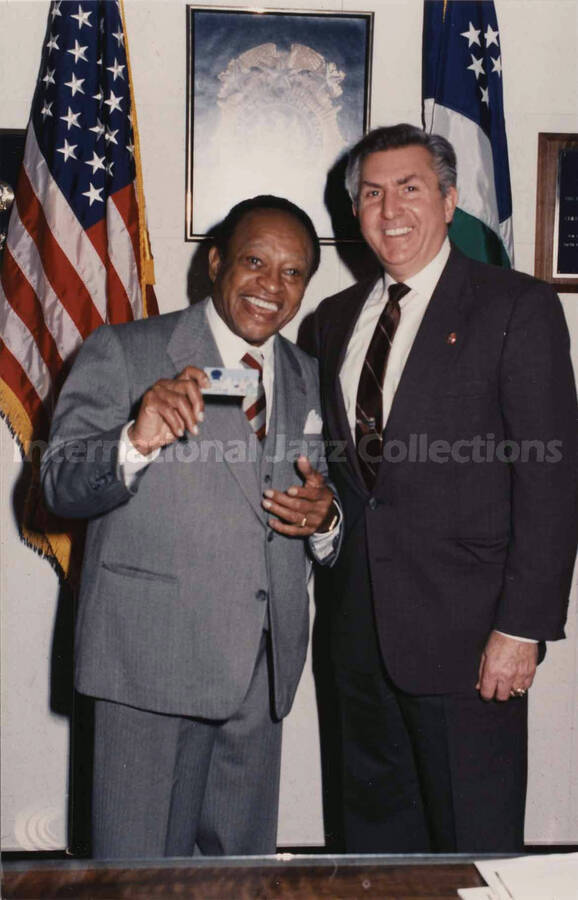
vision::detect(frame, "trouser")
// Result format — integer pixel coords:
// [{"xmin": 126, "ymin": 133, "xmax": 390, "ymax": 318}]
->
[
  {"xmin": 336, "ymin": 658, "xmax": 528, "ymax": 853},
  {"xmin": 328, "ymin": 514, "xmax": 528, "ymax": 854},
  {"xmin": 91, "ymin": 632, "xmax": 282, "ymax": 858}
]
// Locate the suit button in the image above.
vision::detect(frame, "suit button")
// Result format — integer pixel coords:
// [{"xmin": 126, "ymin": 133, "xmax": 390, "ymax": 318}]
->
[
  {"xmin": 368, "ymin": 497, "xmax": 378, "ymax": 510},
  {"xmin": 267, "ymin": 532, "xmax": 274, "ymax": 542},
  {"xmin": 255, "ymin": 590, "xmax": 268, "ymax": 602},
  {"xmin": 264, "ymin": 474, "xmax": 271, "ymax": 484}
]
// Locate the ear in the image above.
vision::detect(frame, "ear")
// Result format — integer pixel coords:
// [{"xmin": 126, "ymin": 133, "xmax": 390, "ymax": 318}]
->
[
  {"xmin": 208, "ymin": 245, "xmax": 222, "ymax": 283},
  {"xmin": 444, "ymin": 186, "xmax": 458, "ymax": 224}
]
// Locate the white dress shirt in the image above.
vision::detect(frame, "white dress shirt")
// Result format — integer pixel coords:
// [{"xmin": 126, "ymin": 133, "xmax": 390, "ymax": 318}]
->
[
  {"xmin": 205, "ymin": 297, "xmax": 276, "ymax": 430},
  {"xmin": 119, "ymin": 297, "xmax": 339, "ymax": 558},
  {"xmin": 340, "ymin": 239, "xmax": 451, "ymax": 436},
  {"xmin": 339, "ymin": 240, "xmax": 534, "ymax": 645}
]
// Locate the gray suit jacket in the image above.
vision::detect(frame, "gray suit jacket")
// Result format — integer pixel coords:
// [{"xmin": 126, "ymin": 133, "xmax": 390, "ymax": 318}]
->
[{"xmin": 42, "ymin": 300, "xmax": 339, "ymax": 720}]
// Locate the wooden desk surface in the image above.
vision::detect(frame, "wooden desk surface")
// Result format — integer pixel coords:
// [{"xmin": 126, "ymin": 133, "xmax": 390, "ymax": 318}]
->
[{"xmin": 3, "ymin": 854, "xmax": 487, "ymax": 899}]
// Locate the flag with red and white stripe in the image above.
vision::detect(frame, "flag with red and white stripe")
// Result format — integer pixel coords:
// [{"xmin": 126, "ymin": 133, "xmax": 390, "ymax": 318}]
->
[{"xmin": 0, "ymin": 0, "xmax": 158, "ymax": 577}]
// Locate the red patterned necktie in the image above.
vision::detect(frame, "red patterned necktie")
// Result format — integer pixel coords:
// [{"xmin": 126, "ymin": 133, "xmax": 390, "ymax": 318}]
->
[
  {"xmin": 355, "ymin": 282, "xmax": 410, "ymax": 489},
  {"xmin": 241, "ymin": 350, "xmax": 266, "ymax": 441}
]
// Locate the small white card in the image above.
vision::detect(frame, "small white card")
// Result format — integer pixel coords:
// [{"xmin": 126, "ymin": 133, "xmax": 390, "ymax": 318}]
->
[{"xmin": 202, "ymin": 367, "xmax": 259, "ymax": 396}]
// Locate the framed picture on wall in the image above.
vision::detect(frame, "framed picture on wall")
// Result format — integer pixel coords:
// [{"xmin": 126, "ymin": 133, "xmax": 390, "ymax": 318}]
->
[
  {"xmin": 534, "ymin": 132, "xmax": 578, "ymax": 292},
  {"xmin": 185, "ymin": 6, "xmax": 373, "ymax": 242}
]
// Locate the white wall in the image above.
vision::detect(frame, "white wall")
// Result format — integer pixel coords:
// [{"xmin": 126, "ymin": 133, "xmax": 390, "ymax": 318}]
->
[{"xmin": 1, "ymin": 0, "xmax": 576, "ymax": 850}]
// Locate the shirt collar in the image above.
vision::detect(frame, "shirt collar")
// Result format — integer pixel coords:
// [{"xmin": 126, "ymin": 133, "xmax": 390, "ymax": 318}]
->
[
  {"xmin": 384, "ymin": 237, "xmax": 451, "ymax": 303},
  {"xmin": 205, "ymin": 297, "xmax": 275, "ymax": 369}
]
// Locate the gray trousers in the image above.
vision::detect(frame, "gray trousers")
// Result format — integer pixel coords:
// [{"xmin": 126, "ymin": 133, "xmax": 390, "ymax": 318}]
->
[{"xmin": 91, "ymin": 633, "xmax": 282, "ymax": 858}]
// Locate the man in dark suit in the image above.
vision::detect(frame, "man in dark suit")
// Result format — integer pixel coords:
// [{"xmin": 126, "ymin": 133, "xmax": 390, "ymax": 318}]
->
[
  {"xmin": 307, "ymin": 125, "xmax": 577, "ymax": 852},
  {"xmin": 41, "ymin": 196, "xmax": 341, "ymax": 858}
]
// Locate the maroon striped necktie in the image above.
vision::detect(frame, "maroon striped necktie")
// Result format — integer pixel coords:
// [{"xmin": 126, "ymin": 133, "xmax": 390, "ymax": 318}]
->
[
  {"xmin": 355, "ymin": 282, "xmax": 410, "ymax": 489},
  {"xmin": 241, "ymin": 350, "xmax": 266, "ymax": 441}
]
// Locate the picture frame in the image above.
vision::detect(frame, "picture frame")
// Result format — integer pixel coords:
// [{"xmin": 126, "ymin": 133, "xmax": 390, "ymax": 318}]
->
[
  {"xmin": 534, "ymin": 132, "xmax": 578, "ymax": 292},
  {"xmin": 185, "ymin": 5, "xmax": 373, "ymax": 242}
]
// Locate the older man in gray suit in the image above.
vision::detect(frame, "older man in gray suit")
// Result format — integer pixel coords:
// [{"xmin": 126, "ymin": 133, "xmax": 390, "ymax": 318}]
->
[{"xmin": 42, "ymin": 195, "xmax": 341, "ymax": 859}]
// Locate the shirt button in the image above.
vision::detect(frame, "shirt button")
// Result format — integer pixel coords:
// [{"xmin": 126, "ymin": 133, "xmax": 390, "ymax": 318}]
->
[
  {"xmin": 368, "ymin": 497, "xmax": 378, "ymax": 510},
  {"xmin": 255, "ymin": 590, "xmax": 268, "ymax": 602}
]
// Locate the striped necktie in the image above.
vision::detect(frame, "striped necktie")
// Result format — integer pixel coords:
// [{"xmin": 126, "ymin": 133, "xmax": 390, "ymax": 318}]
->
[
  {"xmin": 241, "ymin": 350, "xmax": 266, "ymax": 441},
  {"xmin": 355, "ymin": 282, "xmax": 410, "ymax": 489}
]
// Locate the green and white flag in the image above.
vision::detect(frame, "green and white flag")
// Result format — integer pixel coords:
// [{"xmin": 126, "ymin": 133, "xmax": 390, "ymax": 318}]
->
[{"xmin": 423, "ymin": 0, "xmax": 514, "ymax": 267}]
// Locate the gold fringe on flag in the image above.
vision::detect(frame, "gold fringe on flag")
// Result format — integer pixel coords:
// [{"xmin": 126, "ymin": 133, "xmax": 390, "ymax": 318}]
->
[{"xmin": 0, "ymin": 380, "xmax": 74, "ymax": 578}]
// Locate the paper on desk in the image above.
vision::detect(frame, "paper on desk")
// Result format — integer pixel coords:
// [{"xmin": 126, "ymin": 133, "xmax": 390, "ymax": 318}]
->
[
  {"xmin": 475, "ymin": 852, "xmax": 578, "ymax": 900},
  {"xmin": 457, "ymin": 888, "xmax": 496, "ymax": 899}
]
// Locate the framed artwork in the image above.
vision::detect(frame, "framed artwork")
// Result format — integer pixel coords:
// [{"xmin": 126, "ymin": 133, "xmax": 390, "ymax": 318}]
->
[
  {"xmin": 534, "ymin": 132, "xmax": 578, "ymax": 292},
  {"xmin": 186, "ymin": 6, "xmax": 373, "ymax": 242}
]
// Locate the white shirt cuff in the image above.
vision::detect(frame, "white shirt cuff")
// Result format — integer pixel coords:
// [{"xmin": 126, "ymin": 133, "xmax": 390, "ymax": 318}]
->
[
  {"xmin": 495, "ymin": 630, "xmax": 538, "ymax": 644},
  {"xmin": 118, "ymin": 421, "xmax": 160, "ymax": 489},
  {"xmin": 309, "ymin": 501, "xmax": 342, "ymax": 561}
]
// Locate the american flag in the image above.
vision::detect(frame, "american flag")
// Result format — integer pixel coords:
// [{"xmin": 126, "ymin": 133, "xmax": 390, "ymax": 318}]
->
[{"xmin": 0, "ymin": 0, "xmax": 158, "ymax": 577}]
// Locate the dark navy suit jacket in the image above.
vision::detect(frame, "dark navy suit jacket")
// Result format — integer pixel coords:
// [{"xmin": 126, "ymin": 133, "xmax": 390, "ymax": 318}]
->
[{"xmin": 307, "ymin": 247, "xmax": 577, "ymax": 694}]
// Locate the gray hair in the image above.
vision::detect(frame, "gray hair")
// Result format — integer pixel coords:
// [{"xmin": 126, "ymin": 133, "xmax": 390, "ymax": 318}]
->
[{"xmin": 345, "ymin": 123, "xmax": 457, "ymax": 203}]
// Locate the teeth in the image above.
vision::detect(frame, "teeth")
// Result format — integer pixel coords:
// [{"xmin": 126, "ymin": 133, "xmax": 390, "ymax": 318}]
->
[
  {"xmin": 246, "ymin": 296, "xmax": 277, "ymax": 312},
  {"xmin": 384, "ymin": 226, "xmax": 412, "ymax": 236}
]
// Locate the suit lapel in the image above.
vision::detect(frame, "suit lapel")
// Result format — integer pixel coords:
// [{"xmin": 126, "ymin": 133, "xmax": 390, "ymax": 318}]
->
[
  {"xmin": 166, "ymin": 301, "xmax": 263, "ymax": 519},
  {"xmin": 262, "ymin": 336, "xmax": 307, "ymax": 483},
  {"xmin": 379, "ymin": 248, "xmax": 470, "ymax": 464},
  {"xmin": 166, "ymin": 300, "xmax": 221, "ymax": 371}
]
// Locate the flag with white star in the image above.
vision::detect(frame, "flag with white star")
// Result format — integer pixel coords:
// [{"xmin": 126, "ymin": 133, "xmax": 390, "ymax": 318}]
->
[
  {"xmin": 423, "ymin": 0, "xmax": 514, "ymax": 266},
  {"xmin": 0, "ymin": 0, "xmax": 158, "ymax": 578}
]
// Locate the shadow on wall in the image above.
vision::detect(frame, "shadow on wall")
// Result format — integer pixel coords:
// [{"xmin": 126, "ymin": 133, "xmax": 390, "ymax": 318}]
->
[
  {"xmin": 186, "ymin": 236, "xmax": 214, "ymax": 306},
  {"xmin": 324, "ymin": 151, "xmax": 380, "ymax": 284},
  {"xmin": 298, "ymin": 153, "xmax": 380, "ymax": 363}
]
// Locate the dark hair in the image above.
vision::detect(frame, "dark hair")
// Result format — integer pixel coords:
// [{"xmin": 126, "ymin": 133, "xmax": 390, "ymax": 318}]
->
[
  {"xmin": 211, "ymin": 195, "xmax": 321, "ymax": 279},
  {"xmin": 345, "ymin": 124, "xmax": 457, "ymax": 203}
]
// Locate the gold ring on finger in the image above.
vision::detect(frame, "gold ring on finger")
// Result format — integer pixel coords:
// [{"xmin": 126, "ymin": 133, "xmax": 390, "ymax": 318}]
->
[{"xmin": 300, "ymin": 515, "xmax": 308, "ymax": 528}]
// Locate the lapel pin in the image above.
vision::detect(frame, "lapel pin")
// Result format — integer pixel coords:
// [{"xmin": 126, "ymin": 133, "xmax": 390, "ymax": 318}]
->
[{"xmin": 447, "ymin": 332, "xmax": 457, "ymax": 345}]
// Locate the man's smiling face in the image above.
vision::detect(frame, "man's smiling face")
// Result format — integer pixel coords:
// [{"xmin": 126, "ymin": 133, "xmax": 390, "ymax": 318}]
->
[
  {"xmin": 354, "ymin": 144, "xmax": 458, "ymax": 281},
  {"xmin": 208, "ymin": 208, "xmax": 313, "ymax": 346}
]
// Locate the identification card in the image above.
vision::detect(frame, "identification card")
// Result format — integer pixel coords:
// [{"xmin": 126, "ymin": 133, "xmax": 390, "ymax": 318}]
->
[{"xmin": 201, "ymin": 367, "xmax": 259, "ymax": 396}]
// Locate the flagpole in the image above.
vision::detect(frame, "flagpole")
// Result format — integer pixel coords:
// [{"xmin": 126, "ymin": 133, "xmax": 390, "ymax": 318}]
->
[{"xmin": 118, "ymin": 0, "xmax": 156, "ymax": 316}]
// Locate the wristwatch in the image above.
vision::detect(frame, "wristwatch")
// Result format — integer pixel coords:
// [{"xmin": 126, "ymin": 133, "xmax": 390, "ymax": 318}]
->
[{"xmin": 319, "ymin": 498, "xmax": 340, "ymax": 534}]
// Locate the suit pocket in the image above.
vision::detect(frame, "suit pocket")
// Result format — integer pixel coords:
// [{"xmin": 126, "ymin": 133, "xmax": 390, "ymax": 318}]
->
[
  {"xmin": 455, "ymin": 536, "xmax": 509, "ymax": 566},
  {"xmin": 101, "ymin": 561, "xmax": 178, "ymax": 585},
  {"xmin": 77, "ymin": 562, "xmax": 189, "ymax": 707}
]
